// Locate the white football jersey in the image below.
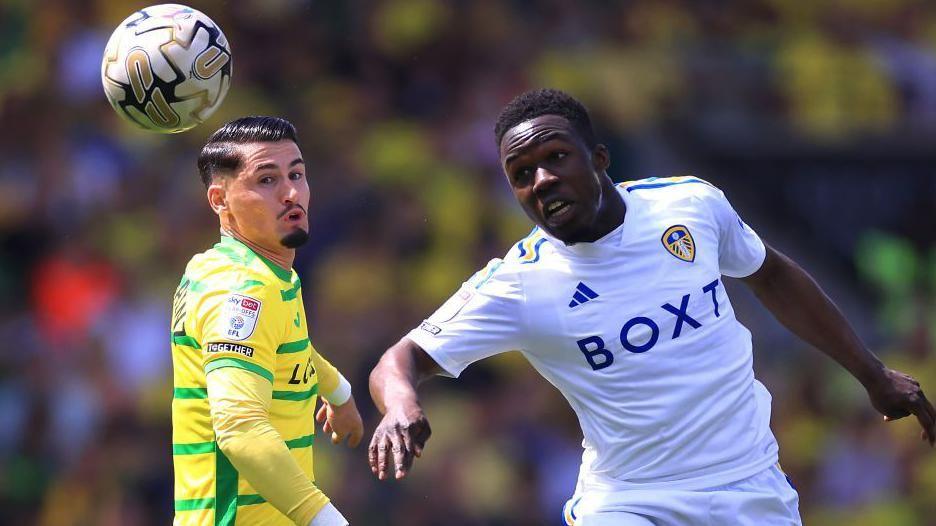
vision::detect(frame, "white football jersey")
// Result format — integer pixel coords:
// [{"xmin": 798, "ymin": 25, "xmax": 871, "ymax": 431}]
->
[{"xmin": 406, "ymin": 176, "xmax": 779, "ymax": 491}]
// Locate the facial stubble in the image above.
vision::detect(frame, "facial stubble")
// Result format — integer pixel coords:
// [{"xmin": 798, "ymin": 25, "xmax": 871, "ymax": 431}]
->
[{"xmin": 280, "ymin": 228, "xmax": 309, "ymax": 248}]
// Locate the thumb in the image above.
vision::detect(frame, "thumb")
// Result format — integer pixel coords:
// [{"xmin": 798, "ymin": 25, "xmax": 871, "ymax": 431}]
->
[{"xmin": 316, "ymin": 403, "xmax": 328, "ymax": 423}]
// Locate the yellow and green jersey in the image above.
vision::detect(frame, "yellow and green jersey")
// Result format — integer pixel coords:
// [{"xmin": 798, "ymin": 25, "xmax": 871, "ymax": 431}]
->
[{"xmin": 171, "ymin": 235, "xmax": 340, "ymax": 525}]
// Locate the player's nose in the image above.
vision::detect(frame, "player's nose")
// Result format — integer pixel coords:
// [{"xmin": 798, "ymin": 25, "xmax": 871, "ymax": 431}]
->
[
  {"xmin": 282, "ymin": 179, "xmax": 300, "ymax": 204},
  {"xmin": 532, "ymin": 166, "xmax": 559, "ymax": 195}
]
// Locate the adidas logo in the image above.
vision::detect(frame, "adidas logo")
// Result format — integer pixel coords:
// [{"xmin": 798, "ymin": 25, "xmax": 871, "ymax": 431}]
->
[{"xmin": 568, "ymin": 282, "xmax": 599, "ymax": 308}]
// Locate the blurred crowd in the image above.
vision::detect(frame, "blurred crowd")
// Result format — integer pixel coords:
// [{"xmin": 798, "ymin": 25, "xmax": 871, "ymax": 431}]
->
[{"xmin": 1, "ymin": 0, "xmax": 935, "ymax": 524}]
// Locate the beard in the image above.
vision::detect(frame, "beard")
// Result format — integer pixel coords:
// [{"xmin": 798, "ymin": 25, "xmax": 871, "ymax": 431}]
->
[{"xmin": 280, "ymin": 228, "xmax": 309, "ymax": 248}]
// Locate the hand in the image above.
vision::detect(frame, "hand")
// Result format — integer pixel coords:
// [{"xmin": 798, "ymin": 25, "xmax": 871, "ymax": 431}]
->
[
  {"xmin": 866, "ymin": 367, "xmax": 936, "ymax": 446},
  {"xmin": 368, "ymin": 406, "xmax": 431, "ymax": 480},
  {"xmin": 316, "ymin": 395, "xmax": 363, "ymax": 448}
]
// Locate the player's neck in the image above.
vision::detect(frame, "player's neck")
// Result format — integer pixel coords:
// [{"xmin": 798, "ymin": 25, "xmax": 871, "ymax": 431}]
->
[
  {"xmin": 221, "ymin": 228, "xmax": 294, "ymax": 271},
  {"xmin": 572, "ymin": 183, "xmax": 627, "ymax": 244}
]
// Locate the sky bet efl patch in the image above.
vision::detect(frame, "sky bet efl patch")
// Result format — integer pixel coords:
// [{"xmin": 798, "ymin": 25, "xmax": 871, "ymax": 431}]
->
[{"xmin": 220, "ymin": 294, "xmax": 262, "ymax": 341}]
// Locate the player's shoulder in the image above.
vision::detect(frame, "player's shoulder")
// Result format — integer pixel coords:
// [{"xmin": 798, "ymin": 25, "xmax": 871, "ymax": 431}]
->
[
  {"xmin": 617, "ymin": 175, "xmax": 725, "ymax": 204},
  {"xmin": 500, "ymin": 226, "xmax": 557, "ymax": 268},
  {"xmin": 458, "ymin": 231, "xmax": 548, "ymax": 294},
  {"xmin": 464, "ymin": 256, "xmax": 514, "ymax": 291},
  {"xmin": 182, "ymin": 241, "xmax": 281, "ymax": 300}
]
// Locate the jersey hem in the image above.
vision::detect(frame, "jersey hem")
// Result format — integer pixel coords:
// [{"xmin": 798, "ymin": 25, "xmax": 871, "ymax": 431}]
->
[
  {"xmin": 722, "ymin": 239, "xmax": 767, "ymax": 278},
  {"xmin": 581, "ymin": 453, "xmax": 779, "ymax": 493},
  {"xmin": 404, "ymin": 332, "xmax": 462, "ymax": 378}
]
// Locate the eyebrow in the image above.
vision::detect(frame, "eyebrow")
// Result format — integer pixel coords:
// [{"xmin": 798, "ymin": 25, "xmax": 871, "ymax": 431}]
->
[
  {"xmin": 503, "ymin": 131, "xmax": 566, "ymax": 166},
  {"xmin": 255, "ymin": 158, "xmax": 304, "ymax": 171}
]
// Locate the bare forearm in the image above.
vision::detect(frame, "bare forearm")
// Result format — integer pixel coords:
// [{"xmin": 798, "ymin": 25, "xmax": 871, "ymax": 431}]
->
[
  {"xmin": 744, "ymin": 246, "xmax": 936, "ymax": 445},
  {"xmin": 743, "ymin": 247, "xmax": 884, "ymax": 387},
  {"xmin": 368, "ymin": 338, "xmax": 437, "ymax": 479},
  {"xmin": 369, "ymin": 338, "xmax": 434, "ymax": 414}
]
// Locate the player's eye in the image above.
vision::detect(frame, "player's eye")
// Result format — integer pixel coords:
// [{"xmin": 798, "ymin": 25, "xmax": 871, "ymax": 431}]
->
[
  {"xmin": 289, "ymin": 171, "xmax": 304, "ymax": 180},
  {"xmin": 259, "ymin": 175, "xmax": 275, "ymax": 184},
  {"xmin": 550, "ymin": 151, "xmax": 568, "ymax": 162},
  {"xmin": 514, "ymin": 166, "xmax": 534, "ymax": 183}
]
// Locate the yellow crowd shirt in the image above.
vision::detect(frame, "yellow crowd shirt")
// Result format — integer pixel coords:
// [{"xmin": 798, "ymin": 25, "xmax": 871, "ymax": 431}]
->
[{"xmin": 171, "ymin": 235, "xmax": 343, "ymax": 525}]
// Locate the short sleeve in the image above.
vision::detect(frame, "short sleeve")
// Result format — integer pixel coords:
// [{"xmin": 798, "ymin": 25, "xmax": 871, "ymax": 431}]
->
[
  {"xmin": 406, "ymin": 259, "xmax": 526, "ymax": 378},
  {"xmin": 707, "ymin": 188, "xmax": 766, "ymax": 278},
  {"xmin": 195, "ymin": 281, "xmax": 283, "ymax": 384}
]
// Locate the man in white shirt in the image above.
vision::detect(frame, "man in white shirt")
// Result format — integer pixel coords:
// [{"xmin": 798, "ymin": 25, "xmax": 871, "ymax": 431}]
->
[{"xmin": 367, "ymin": 89, "xmax": 935, "ymax": 525}]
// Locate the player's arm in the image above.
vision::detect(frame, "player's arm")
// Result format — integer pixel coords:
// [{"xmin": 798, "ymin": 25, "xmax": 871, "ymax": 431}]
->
[
  {"xmin": 368, "ymin": 337, "xmax": 442, "ymax": 480},
  {"xmin": 207, "ymin": 367, "xmax": 348, "ymax": 525},
  {"xmin": 196, "ymin": 283, "xmax": 349, "ymax": 525},
  {"xmin": 309, "ymin": 347, "xmax": 363, "ymax": 448},
  {"xmin": 741, "ymin": 244, "xmax": 936, "ymax": 445},
  {"xmin": 369, "ymin": 258, "xmax": 526, "ymax": 479}
]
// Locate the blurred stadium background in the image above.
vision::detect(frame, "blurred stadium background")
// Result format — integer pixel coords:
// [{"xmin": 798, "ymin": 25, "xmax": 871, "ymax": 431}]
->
[{"xmin": 1, "ymin": 0, "xmax": 935, "ymax": 524}]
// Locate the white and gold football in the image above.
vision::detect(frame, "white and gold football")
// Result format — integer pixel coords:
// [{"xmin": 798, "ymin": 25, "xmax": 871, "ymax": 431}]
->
[{"xmin": 101, "ymin": 4, "xmax": 232, "ymax": 133}]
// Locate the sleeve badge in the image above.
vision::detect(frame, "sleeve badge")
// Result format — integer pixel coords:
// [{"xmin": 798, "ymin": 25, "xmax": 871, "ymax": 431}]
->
[
  {"xmin": 219, "ymin": 294, "xmax": 262, "ymax": 341},
  {"xmin": 427, "ymin": 285, "xmax": 474, "ymax": 324}
]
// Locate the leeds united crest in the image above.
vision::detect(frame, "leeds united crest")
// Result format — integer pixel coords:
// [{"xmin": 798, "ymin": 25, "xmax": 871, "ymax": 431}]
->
[{"xmin": 662, "ymin": 225, "xmax": 695, "ymax": 262}]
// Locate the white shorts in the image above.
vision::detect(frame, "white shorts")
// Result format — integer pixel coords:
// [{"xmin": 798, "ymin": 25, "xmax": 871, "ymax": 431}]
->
[{"xmin": 563, "ymin": 465, "xmax": 801, "ymax": 526}]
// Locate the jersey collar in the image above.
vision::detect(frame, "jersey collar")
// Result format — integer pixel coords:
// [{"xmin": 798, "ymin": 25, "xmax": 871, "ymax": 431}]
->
[
  {"xmin": 542, "ymin": 186, "xmax": 636, "ymax": 258},
  {"xmin": 219, "ymin": 235, "xmax": 294, "ymax": 282}
]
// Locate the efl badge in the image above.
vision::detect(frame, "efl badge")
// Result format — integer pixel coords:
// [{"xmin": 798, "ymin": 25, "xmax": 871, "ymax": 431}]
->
[
  {"xmin": 662, "ymin": 225, "xmax": 695, "ymax": 262},
  {"xmin": 220, "ymin": 294, "xmax": 262, "ymax": 341}
]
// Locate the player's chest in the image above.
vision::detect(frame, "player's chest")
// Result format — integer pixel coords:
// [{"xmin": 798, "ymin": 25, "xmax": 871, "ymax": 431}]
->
[
  {"xmin": 272, "ymin": 301, "xmax": 319, "ymax": 391},
  {"xmin": 523, "ymin": 219, "xmax": 725, "ymax": 356}
]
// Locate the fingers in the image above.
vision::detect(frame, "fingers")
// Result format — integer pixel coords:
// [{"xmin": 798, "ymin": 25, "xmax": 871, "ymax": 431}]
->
[
  {"xmin": 375, "ymin": 436, "xmax": 390, "ymax": 480},
  {"xmin": 316, "ymin": 403, "xmax": 328, "ymax": 424},
  {"xmin": 884, "ymin": 384, "xmax": 936, "ymax": 447},
  {"xmin": 400, "ymin": 428, "xmax": 414, "ymax": 461},
  {"xmin": 398, "ymin": 429, "xmax": 419, "ymax": 477},
  {"xmin": 367, "ymin": 428, "xmax": 416, "ymax": 480},
  {"xmin": 368, "ymin": 414, "xmax": 431, "ymax": 481},
  {"xmin": 914, "ymin": 391, "xmax": 935, "ymax": 447},
  {"xmin": 368, "ymin": 436, "xmax": 380, "ymax": 476},
  {"xmin": 324, "ymin": 416, "xmax": 363, "ymax": 448},
  {"xmin": 392, "ymin": 428, "xmax": 408, "ymax": 479},
  {"xmin": 912, "ymin": 411, "xmax": 934, "ymax": 446},
  {"xmin": 329, "ymin": 421, "xmax": 347, "ymax": 445},
  {"xmin": 347, "ymin": 422, "xmax": 363, "ymax": 448},
  {"xmin": 413, "ymin": 420, "xmax": 432, "ymax": 457}
]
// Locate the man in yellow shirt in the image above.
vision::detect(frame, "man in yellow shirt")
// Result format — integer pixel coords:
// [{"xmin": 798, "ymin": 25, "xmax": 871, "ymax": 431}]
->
[{"xmin": 171, "ymin": 116, "xmax": 362, "ymax": 525}]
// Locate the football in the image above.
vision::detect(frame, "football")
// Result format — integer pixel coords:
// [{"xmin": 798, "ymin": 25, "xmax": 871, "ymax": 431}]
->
[{"xmin": 101, "ymin": 4, "xmax": 232, "ymax": 133}]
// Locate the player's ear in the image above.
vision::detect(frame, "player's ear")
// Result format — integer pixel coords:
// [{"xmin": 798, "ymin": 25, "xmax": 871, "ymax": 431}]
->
[
  {"xmin": 592, "ymin": 143, "xmax": 610, "ymax": 173},
  {"xmin": 207, "ymin": 181, "xmax": 227, "ymax": 215}
]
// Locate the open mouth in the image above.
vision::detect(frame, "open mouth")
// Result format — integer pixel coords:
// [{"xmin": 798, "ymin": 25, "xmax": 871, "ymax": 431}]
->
[
  {"xmin": 544, "ymin": 199, "xmax": 573, "ymax": 220},
  {"xmin": 283, "ymin": 208, "xmax": 305, "ymax": 223}
]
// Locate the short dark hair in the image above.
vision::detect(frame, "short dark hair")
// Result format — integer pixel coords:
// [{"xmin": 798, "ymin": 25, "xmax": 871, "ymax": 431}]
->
[
  {"xmin": 197, "ymin": 116, "xmax": 299, "ymax": 187},
  {"xmin": 494, "ymin": 88, "xmax": 597, "ymax": 149}
]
